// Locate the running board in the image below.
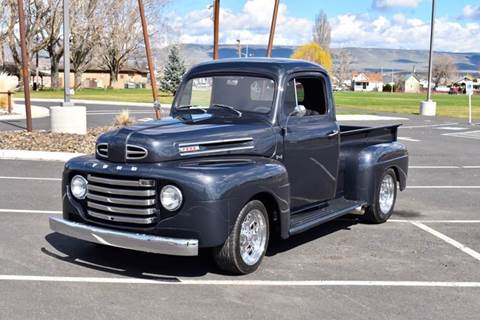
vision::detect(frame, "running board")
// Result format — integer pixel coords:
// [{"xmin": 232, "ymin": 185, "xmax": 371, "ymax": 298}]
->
[{"xmin": 289, "ymin": 198, "xmax": 365, "ymax": 236}]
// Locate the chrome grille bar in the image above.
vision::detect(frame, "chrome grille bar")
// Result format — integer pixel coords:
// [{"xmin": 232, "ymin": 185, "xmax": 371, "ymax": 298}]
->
[
  {"xmin": 88, "ymin": 175, "xmax": 155, "ymax": 187},
  {"xmin": 88, "ymin": 184, "xmax": 155, "ymax": 197},
  {"xmin": 87, "ymin": 193, "xmax": 156, "ymax": 206},
  {"xmin": 87, "ymin": 202, "xmax": 156, "ymax": 216},
  {"xmin": 87, "ymin": 210, "xmax": 156, "ymax": 225}
]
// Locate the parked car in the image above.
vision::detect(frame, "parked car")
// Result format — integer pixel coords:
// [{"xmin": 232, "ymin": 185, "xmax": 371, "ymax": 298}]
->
[{"xmin": 49, "ymin": 59, "xmax": 408, "ymax": 274}]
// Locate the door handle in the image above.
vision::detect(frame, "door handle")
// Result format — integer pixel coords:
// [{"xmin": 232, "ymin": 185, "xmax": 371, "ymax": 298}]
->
[{"xmin": 327, "ymin": 130, "xmax": 339, "ymax": 137}]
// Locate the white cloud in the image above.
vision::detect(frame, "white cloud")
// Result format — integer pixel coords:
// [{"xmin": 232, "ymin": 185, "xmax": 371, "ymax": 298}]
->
[
  {"xmin": 373, "ymin": 0, "xmax": 422, "ymax": 9},
  {"xmin": 331, "ymin": 14, "xmax": 480, "ymax": 52},
  {"xmin": 168, "ymin": 0, "xmax": 480, "ymax": 52},
  {"xmin": 463, "ymin": 5, "xmax": 480, "ymax": 19},
  {"xmin": 171, "ymin": 0, "xmax": 312, "ymax": 46}
]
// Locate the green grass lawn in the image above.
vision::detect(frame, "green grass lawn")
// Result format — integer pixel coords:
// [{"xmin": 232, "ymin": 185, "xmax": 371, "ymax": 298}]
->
[
  {"xmin": 334, "ymin": 91, "xmax": 480, "ymax": 119},
  {"xmin": 16, "ymin": 88, "xmax": 480, "ymax": 120},
  {"xmin": 17, "ymin": 88, "xmax": 174, "ymax": 104}
]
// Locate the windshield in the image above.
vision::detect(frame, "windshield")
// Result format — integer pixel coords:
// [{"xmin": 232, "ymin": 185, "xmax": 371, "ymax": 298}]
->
[{"xmin": 175, "ymin": 75, "xmax": 276, "ymax": 115}]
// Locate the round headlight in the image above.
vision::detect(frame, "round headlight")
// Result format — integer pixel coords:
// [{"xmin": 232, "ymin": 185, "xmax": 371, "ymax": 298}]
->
[
  {"xmin": 160, "ymin": 185, "xmax": 183, "ymax": 211},
  {"xmin": 70, "ymin": 175, "xmax": 88, "ymax": 199}
]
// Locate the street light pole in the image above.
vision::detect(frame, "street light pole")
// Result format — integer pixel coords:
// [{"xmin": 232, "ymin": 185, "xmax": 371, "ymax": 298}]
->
[
  {"xmin": 17, "ymin": 0, "xmax": 33, "ymax": 132},
  {"xmin": 63, "ymin": 0, "xmax": 72, "ymax": 106},
  {"xmin": 420, "ymin": 0, "xmax": 436, "ymax": 116},
  {"xmin": 138, "ymin": 0, "xmax": 161, "ymax": 119}
]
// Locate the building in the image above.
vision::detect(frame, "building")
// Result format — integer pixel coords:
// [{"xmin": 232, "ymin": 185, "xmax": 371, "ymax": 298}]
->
[
  {"xmin": 401, "ymin": 75, "xmax": 421, "ymax": 93},
  {"xmin": 57, "ymin": 67, "xmax": 149, "ymax": 89},
  {"xmin": 351, "ymin": 73, "xmax": 384, "ymax": 92}
]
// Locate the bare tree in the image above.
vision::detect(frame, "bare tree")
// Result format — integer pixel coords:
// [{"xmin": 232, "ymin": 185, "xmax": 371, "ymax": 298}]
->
[
  {"xmin": 101, "ymin": 0, "xmax": 142, "ymax": 88},
  {"xmin": 70, "ymin": 0, "xmax": 102, "ymax": 89},
  {"xmin": 432, "ymin": 56, "xmax": 457, "ymax": 87},
  {"xmin": 39, "ymin": 0, "xmax": 63, "ymax": 88},
  {"xmin": 312, "ymin": 11, "xmax": 331, "ymax": 52},
  {"xmin": 333, "ymin": 49, "xmax": 352, "ymax": 88},
  {"xmin": 5, "ymin": 0, "xmax": 49, "ymax": 79}
]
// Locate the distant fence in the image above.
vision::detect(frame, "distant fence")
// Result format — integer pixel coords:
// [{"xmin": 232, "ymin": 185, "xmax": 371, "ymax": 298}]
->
[{"xmin": 0, "ymin": 91, "xmax": 14, "ymax": 113}]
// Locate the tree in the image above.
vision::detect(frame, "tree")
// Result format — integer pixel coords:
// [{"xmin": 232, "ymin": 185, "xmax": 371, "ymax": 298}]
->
[
  {"xmin": 39, "ymin": 0, "xmax": 63, "ymax": 89},
  {"xmin": 291, "ymin": 42, "xmax": 333, "ymax": 72},
  {"xmin": 159, "ymin": 45, "xmax": 186, "ymax": 95},
  {"xmin": 432, "ymin": 56, "xmax": 457, "ymax": 87},
  {"xmin": 0, "ymin": 1, "xmax": 11, "ymax": 67},
  {"xmin": 312, "ymin": 11, "xmax": 331, "ymax": 52},
  {"xmin": 5, "ymin": 0, "xmax": 49, "ymax": 80},
  {"xmin": 101, "ymin": 0, "xmax": 143, "ymax": 88},
  {"xmin": 333, "ymin": 49, "xmax": 352, "ymax": 88},
  {"xmin": 70, "ymin": 0, "xmax": 102, "ymax": 89}
]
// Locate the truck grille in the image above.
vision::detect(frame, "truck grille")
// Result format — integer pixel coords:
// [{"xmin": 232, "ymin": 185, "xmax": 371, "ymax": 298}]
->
[
  {"xmin": 126, "ymin": 145, "xmax": 148, "ymax": 160},
  {"xmin": 86, "ymin": 174, "xmax": 157, "ymax": 225}
]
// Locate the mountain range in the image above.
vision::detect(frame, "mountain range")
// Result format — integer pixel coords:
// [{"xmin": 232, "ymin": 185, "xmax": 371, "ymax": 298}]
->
[{"xmin": 160, "ymin": 44, "xmax": 480, "ymax": 76}]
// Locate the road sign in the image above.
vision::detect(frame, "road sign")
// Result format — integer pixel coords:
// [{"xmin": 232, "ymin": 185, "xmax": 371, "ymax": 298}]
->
[{"xmin": 466, "ymin": 81, "xmax": 474, "ymax": 96}]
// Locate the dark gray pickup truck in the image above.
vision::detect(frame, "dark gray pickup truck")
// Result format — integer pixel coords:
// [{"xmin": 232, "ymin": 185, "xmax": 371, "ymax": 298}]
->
[{"xmin": 49, "ymin": 58, "xmax": 408, "ymax": 274}]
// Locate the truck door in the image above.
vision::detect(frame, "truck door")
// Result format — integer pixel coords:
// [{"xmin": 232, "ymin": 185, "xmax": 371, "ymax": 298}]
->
[{"xmin": 281, "ymin": 74, "xmax": 340, "ymax": 211}]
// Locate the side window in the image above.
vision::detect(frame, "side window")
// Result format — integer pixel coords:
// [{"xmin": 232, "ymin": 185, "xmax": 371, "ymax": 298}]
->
[{"xmin": 283, "ymin": 76, "xmax": 328, "ymax": 117}]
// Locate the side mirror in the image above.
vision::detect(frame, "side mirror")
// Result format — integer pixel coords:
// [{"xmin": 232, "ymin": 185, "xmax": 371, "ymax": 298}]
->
[{"xmin": 291, "ymin": 104, "xmax": 306, "ymax": 118}]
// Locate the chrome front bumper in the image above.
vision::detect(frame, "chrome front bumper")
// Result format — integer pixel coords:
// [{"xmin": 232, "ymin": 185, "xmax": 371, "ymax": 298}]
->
[{"xmin": 49, "ymin": 217, "xmax": 199, "ymax": 256}]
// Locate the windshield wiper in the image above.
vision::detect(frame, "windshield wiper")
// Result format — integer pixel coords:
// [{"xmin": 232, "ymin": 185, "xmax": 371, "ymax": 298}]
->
[
  {"xmin": 211, "ymin": 104, "xmax": 242, "ymax": 117},
  {"xmin": 176, "ymin": 105, "xmax": 208, "ymax": 113}
]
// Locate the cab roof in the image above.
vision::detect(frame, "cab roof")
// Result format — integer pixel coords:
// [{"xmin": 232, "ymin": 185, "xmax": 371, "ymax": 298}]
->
[{"xmin": 186, "ymin": 58, "xmax": 328, "ymax": 79}]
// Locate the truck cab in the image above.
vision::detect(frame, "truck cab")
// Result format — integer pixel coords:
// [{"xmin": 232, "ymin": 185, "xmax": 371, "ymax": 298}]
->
[{"xmin": 50, "ymin": 59, "xmax": 408, "ymax": 274}]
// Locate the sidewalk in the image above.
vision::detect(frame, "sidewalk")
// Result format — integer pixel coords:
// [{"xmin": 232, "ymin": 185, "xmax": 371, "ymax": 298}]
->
[{"xmin": 15, "ymin": 97, "xmax": 170, "ymax": 108}]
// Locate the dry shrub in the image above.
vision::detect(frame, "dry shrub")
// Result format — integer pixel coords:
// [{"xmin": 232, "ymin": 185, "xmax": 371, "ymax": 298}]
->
[
  {"xmin": 114, "ymin": 109, "xmax": 135, "ymax": 127},
  {"xmin": 0, "ymin": 73, "xmax": 18, "ymax": 111}
]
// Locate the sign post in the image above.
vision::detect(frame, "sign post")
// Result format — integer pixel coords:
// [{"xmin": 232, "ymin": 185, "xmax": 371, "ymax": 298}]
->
[{"xmin": 466, "ymin": 80, "xmax": 473, "ymax": 125}]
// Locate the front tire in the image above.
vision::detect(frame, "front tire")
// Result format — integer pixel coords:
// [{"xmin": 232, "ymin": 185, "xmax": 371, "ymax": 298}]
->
[
  {"xmin": 363, "ymin": 168, "xmax": 397, "ymax": 224},
  {"xmin": 213, "ymin": 200, "xmax": 269, "ymax": 274}
]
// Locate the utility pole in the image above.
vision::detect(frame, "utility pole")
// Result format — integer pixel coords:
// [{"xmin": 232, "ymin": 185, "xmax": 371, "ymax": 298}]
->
[
  {"xmin": 63, "ymin": 0, "xmax": 72, "ymax": 106},
  {"xmin": 17, "ymin": 0, "xmax": 32, "ymax": 132},
  {"xmin": 266, "ymin": 0, "xmax": 279, "ymax": 58},
  {"xmin": 213, "ymin": 0, "xmax": 220, "ymax": 60},
  {"xmin": 420, "ymin": 0, "xmax": 437, "ymax": 116},
  {"xmin": 138, "ymin": 0, "xmax": 161, "ymax": 119}
]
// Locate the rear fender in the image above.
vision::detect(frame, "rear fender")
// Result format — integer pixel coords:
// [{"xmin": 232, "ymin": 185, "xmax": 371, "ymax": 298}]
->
[{"xmin": 343, "ymin": 142, "xmax": 408, "ymax": 204}]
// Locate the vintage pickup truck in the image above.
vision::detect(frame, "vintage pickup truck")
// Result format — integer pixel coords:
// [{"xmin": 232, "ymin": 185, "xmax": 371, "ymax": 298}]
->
[{"xmin": 49, "ymin": 59, "xmax": 408, "ymax": 274}]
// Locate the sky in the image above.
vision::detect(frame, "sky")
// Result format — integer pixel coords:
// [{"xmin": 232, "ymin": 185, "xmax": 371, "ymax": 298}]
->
[{"xmin": 164, "ymin": 0, "xmax": 480, "ymax": 52}]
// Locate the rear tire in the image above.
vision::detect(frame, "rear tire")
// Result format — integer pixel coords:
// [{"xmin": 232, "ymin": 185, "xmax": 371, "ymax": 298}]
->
[
  {"xmin": 363, "ymin": 168, "xmax": 397, "ymax": 224},
  {"xmin": 213, "ymin": 200, "xmax": 269, "ymax": 274}
]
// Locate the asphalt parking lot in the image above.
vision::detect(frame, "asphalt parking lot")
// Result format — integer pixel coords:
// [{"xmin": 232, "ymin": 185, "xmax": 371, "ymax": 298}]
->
[{"xmin": 0, "ymin": 114, "xmax": 479, "ymax": 319}]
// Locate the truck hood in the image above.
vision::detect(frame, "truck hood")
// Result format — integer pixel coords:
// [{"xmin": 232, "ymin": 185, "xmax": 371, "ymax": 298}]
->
[{"xmin": 95, "ymin": 113, "xmax": 276, "ymax": 163}]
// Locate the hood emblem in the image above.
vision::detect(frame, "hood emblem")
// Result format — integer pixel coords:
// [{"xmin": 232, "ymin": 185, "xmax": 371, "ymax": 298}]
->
[{"xmin": 179, "ymin": 145, "xmax": 201, "ymax": 153}]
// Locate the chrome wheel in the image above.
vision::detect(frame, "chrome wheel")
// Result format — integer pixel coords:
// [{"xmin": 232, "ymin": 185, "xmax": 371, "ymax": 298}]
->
[
  {"xmin": 239, "ymin": 209, "xmax": 267, "ymax": 266},
  {"xmin": 379, "ymin": 174, "xmax": 395, "ymax": 214}
]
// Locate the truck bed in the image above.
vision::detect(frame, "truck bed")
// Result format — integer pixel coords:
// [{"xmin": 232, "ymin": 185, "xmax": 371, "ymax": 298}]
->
[{"xmin": 340, "ymin": 124, "xmax": 400, "ymax": 145}]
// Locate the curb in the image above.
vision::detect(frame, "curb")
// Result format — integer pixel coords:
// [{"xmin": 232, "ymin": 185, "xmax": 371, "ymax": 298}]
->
[
  {"xmin": 0, "ymin": 105, "xmax": 50, "ymax": 120},
  {"xmin": 15, "ymin": 98, "xmax": 170, "ymax": 108},
  {"xmin": 0, "ymin": 149, "xmax": 85, "ymax": 162}
]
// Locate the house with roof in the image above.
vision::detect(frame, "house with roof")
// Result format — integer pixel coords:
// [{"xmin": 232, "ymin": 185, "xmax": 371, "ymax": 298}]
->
[
  {"xmin": 401, "ymin": 74, "xmax": 421, "ymax": 93},
  {"xmin": 351, "ymin": 73, "xmax": 384, "ymax": 92}
]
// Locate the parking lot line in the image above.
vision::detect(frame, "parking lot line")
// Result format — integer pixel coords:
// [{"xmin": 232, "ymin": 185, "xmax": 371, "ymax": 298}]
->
[
  {"xmin": 409, "ymin": 166, "xmax": 460, "ymax": 169},
  {"xmin": 0, "ymin": 209, "xmax": 61, "ymax": 214},
  {"xmin": 0, "ymin": 275, "xmax": 479, "ymax": 287},
  {"xmin": 390, "ymin": 219, "xmax": 480, "ymax": 224},
  {"xmin": 398, "ymin": 137, "xmax": 421, "ymax": 142},
  {"xmin": 410, "ymin": 221, "xmax": 480, "ymax": 262},
  {"xmin": 0, "ymin": 176, "xmax": 61, "ymax": 181},
  {"xmin": 407, "ymin": 186, "xmax": 480, "ymax": 189},
  {"xmin": 402, "ymin": 123, "xmax": 458, "ymax": 129}
]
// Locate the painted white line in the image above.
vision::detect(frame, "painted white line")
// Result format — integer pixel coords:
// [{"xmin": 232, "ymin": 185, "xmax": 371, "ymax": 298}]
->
[
  {"xmin": 0, "ymin": 176, "xmax": 61, "ymax": 181},
  {"xmin": 398, "ymin": 137, "xmax": 420, "ymax": 142},
  {"xmin": 0, "ymin": 209, "xmax": 61, "ymax": 214},
  {"xmin": 411, "ymin": 221, "xmax": 480, "ymax": 262},
  {"xmin": 87, "ymin": 112, "xmax": 156, "ymax": 115},
  {"xmin": 0, "ymin": 149, "xmax": 84, "ymax": 162},
  {"xmin": 407, "ymin": 186, "xmax": 480, "ymax": 189},
  {"xmin": 463, "ymin": 166, "xmax": 480, "ymax": 169},
  {"xmin": 402, "ymin": 122, "xmax": 458, "ymax": 129},
  {"xmin": 409, "ymin": 166, "xmax": 459, "ymax": 169},
  {"xmin": 0, "ymin": 275, "xmax": 480, "ymax": 287},
  {"xmin": 436, "ymin": 127, "xmax": 468, "ymax": 131},
  {"xmin": 390, "ymin": 219, "xmax": 480, "ymax": 224}
]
